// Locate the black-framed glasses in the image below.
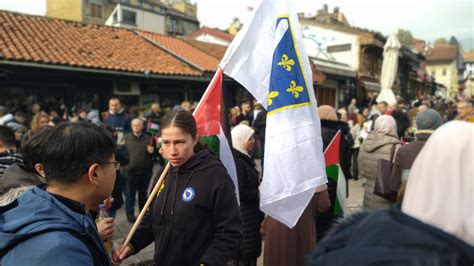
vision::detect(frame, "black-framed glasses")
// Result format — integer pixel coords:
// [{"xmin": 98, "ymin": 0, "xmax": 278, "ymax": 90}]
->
[{"xmin": 97, "ymin": 161, "xmax": 120, "ymax": 170}]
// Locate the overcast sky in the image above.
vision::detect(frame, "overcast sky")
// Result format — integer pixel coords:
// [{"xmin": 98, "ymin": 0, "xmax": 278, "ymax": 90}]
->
[{"xmin": 0, "ymin": 0, "xmax": 472, "ymax": 49}]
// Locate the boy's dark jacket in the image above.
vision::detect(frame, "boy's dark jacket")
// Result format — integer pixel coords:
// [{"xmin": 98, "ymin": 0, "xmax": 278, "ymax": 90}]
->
[{"xmin": 0, "ymin": 186, "xmax": 110, "ymax": 265}]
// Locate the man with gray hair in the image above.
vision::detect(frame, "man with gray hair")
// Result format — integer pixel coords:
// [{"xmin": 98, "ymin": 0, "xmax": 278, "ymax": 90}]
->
[
  {"xmin": 455, "ymin": 101, "xmax": 474, "ymax": 123},
  {"xmin": 123, "ymin": 118, "xmax": 155, "ymax": 223},
  {"xmin": 389, "ymin": 109, "xmax": 443, "ymax": 199}
]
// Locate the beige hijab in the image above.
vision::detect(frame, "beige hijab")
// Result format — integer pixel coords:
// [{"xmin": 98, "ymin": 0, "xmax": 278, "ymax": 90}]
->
[
  {"xmin": 318, "ymin": 105, "xmax": 338, "ymax": 121},
  {"xmin": 231, "ymin": 124, "xmax": 254, "ymax": 157},
  {"xmin": 372, "ymin": 115, "xmax": 398, "ymax": 137},
  {"xmin": 402, "ymin": 121, "xmax": 474, "ymax": 245}
]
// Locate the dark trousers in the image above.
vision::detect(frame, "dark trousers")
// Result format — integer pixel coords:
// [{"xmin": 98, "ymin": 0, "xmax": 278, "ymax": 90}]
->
[
  {"xmin": 351, "ymin": 148, "xmax": 359, "ymax": 180},
  {"xmin": 125, "ymin": 171, "xmax": 152, "ymax": 216}
]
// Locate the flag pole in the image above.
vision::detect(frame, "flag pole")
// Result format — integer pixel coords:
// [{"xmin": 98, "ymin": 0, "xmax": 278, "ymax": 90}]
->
[
  {"xmin": 119, "ymin": 68, "xmax": 231, "ymax": 253},
  {"xmin": 120, "ymin": 162, "xmax": 171, "ymax": 252}
]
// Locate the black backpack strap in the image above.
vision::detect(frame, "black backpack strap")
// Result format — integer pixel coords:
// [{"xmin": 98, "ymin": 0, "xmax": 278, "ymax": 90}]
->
[{"xmin": 0, "ymin": 228, "xmax": 108, "ymax": 265}]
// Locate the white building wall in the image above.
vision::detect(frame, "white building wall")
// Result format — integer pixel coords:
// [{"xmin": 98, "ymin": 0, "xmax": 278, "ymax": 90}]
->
[
  {"xmin": 300, "ymin": 24, "xmax": 359, "ymax": 71},
  {"xmin": 465, "ymin": 62, "xmax": 474, "ymax": 96},
  {"xmin": 105, "ymin": 4, "xmax": 166, "ymax": 35},
  {"xmin": 139, "ymin": 10, "xmax": 166, "ymax": 34},
  {"xmin": 195, "ymin": 34, "xmax": 230, "ymax": 46}
]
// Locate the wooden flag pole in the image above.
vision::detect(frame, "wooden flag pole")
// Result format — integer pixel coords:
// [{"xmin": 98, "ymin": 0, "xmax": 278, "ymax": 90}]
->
[{"xmin": 120, "ymin": 162, "xmax": 171, "ymax": 252}]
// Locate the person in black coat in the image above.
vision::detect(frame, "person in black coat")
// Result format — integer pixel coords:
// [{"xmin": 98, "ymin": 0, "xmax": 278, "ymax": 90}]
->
[
  {"xmin": 252, "ymin": 108, "xmax": 267, "ymax": 169},
  {"xmin": 229, "ymin": 124, "xmax": 264, "ymax": 266},
  {"xmin": 107, "ymin": 144, "xmax": 129, "ymax": 217},
  {"xmin": 113, "ymin": 111, "xmax": 242, "ymax": 266},
  {"xmin": 391, "ymin": 100, "xmax": 410, "ymax": 138},
  {"xmin": 306, "ymin": 205, "xmax": 474, "ymax": 265},
  {"xmin": 316, "ymin": 105, "xmax": 353, "ymax": 242}
]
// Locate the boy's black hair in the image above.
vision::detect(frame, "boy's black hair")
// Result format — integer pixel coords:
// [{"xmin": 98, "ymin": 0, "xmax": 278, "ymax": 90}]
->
[
  {"xmin": 41, "ymin": 121, "xmax": 115, "ymax": 184},
  {"xmin": 0, "ymin": 126, "xmax": 16, "ymax": 148}
]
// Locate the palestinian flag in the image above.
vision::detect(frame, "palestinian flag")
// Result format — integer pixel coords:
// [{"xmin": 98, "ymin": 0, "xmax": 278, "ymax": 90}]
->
[
  {"xmin": 193, "ymin": 68, "xmax": 239, "ymax": 203},
  {"xmin": 324, "ymin": 130, "xmax": 347, "ymax": 215},
  {"xmin": 146, "ymin": 119, "xmax": 160, "ymax": 135}
]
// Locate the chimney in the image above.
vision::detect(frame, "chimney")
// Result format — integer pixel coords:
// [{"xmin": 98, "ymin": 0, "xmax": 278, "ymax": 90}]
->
[
  {"xmin": 334, "ymin": 7, "xmax": 339, "ymax": 15},
  {"xmin": 323, "ymin": 4, "xmax": 328, "ymax": 14}
]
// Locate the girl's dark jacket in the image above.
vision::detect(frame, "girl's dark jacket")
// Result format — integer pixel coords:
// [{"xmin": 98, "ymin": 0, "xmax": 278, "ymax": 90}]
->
[
  {"xmin": 232, "ymin": 148, "xmax": 264, "ymax": 260},
  {"xmin": 307, "ymin": 204, "xmax": 474, "ymax": 266},
  {"xmin": 129, "ymin": 150, "xmax": 243, "ymax": 266}
]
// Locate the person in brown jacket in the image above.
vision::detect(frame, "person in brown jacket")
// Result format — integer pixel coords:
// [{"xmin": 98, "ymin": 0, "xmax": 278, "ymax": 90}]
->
[
  {"xmin": 358, "ymin": 115, "xmax": 400, "ymax": 210},
  {"xmin": 389, "ymin": 109, "xmax": 443, "ymax": 201}
]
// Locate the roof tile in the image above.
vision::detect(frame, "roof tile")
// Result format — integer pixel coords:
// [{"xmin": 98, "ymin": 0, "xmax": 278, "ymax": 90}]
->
[
  {"xmin": 0, "ymin": 11, "xmax": 202, "ymax": 77},
  {"xmin": 182, "ymin": 39, "xmax": 228, "ymax": 60},
  {"xmin": 187, "ymin": 26, "xmax": 234, "ymax": 43},
  {"xmin": 426, "ymin": 45, "xmax": 458, "ymax": 61},
  {"xmin": 139, "ymin": 31, "xmax": 221, "ymax": 72}
]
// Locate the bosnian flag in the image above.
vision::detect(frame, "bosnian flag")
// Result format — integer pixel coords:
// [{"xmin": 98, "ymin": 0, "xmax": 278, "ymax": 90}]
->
[
  {"xmin": 324, "ymin": 130, "xmax": 347, "ymax": 215},
  {"xmin": 219, "ymin": 0, "xmax": 327, "ymax": 228},
  {"xmin": 193, "ymin": 68, "xmax": 239, "ymax": 203}
]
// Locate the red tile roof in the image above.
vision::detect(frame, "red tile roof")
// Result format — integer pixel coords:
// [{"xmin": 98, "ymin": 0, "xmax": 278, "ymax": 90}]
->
[
  {"xmin": 182, "ymin": 39, "xmax": 228, "ymax": 60},
  {"xmin": 0, "ymin": 11, "xmax": 202, "ymax": 76},
  {"xmin": 426, "ymin": 45, "xmax": 458, "ymax": 62},
  {"xmin": 138, "ymin": 31, "xmax": 220, "ymax": 72},
  {"xmin": 464, "ymin": 50, "xmax": 474, "ymax": 63},
  {"xmin": 187, "ymin": 26, "xmax": 234, "ymax": 43}
]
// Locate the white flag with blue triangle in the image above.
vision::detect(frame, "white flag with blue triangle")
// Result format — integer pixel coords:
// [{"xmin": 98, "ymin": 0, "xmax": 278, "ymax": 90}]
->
[{"xmin": 220, "ymin": 0, "xmax": 327, "ymax": 228}]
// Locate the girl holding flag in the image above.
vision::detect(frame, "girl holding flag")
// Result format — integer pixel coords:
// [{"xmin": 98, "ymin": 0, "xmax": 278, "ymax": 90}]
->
[{"xmin": 113, "ymin": 110, "xmax": 242, "ymax": 266}]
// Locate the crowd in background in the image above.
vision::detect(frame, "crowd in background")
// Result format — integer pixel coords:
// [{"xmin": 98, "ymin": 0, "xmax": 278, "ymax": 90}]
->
[{"xmin": 0, "ymin": 93, "xmax": 473, "ymax": 265}]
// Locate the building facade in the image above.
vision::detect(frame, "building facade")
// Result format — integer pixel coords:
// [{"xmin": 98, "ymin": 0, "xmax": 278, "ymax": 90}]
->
[
  {"xmin": 463, "ymin": 50, "xmax": 474, "ymax": 98},
  {"xmin": 425, "ymin": 45, "xmax": 461, "ymax": 99},
  {"xmin": 46, "ymin": 0, "xmax": 199, "ymax": 36},
  {"xmin": 299, "ymin": 7, "xmax": 385, "ymax": 108}
]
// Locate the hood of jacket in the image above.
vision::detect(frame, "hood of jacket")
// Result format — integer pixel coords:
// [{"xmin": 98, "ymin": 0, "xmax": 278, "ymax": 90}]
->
[
  {"xmin": 171, "ymin": 149, "xmax": 225, "ymax": 175},
  {"xmin": 0, "ymin": 186, "xmax": 100, "ymax": 252},
  {"xmin": 361, "ymin": 133, "xmax": 399, "ymax": 153},
  {"xmin": 232, "ymin": 148, "xmax": 256, "ymax": 168},
  {"xmin": 320, "ymin": 119, "xmax": 350, "ymax": 134},
  {"xmin": 308, "ymin": 205, "xmax": 474, "ymax": 265}
]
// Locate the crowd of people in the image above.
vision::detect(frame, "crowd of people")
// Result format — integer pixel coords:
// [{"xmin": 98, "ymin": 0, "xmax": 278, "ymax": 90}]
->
[{"xmin": 0, "ymin": 93, "xmax": 473, "ymax": 265}]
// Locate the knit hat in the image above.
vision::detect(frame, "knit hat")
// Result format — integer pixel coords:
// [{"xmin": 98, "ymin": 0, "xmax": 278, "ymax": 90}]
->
[{"xmin": 416, "ymin": 109, "xmax": 442, "ymax": 130}]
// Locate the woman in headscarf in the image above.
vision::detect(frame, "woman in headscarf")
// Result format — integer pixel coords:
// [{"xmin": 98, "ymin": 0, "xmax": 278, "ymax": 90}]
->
[
  {"xmin": 401, "ymin": 121, "xmax": 474, "ymax": 248},
  {"xmin": 306, "ymin": 121, "xmax": 474, "ymax": 265},
  {"xmin": 315, "ymin": 105, "xmax": 352, "ymax": 241},
  {"xmin": 358, "ymin": 115, "xmax": 400, "ymax": 210},
  {"xmin": 228, "ymin": 124, "xmax": 264, "ymax": 266}
]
